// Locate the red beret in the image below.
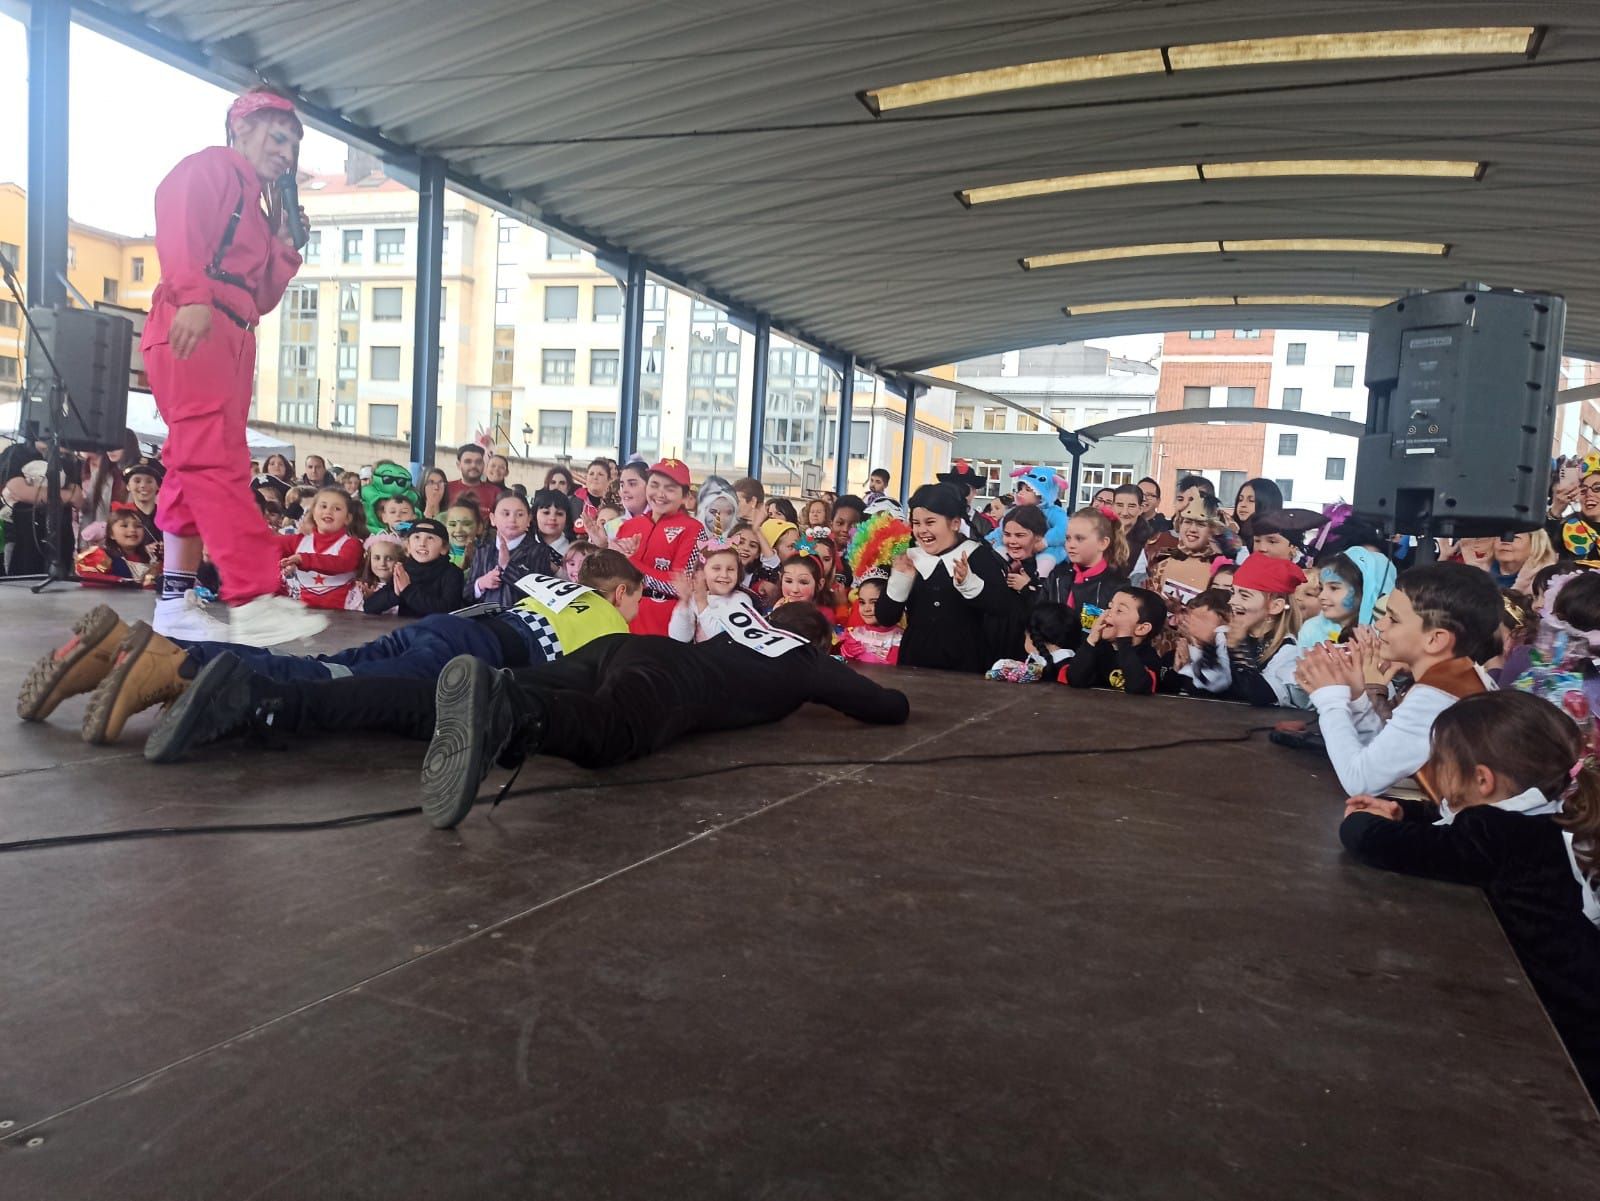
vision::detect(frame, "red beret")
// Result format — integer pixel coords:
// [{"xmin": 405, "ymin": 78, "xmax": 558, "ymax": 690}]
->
[
  {"xmin": 648, "ymin": 458, "xmax": 692, "ymax": 488},
  {"xmin": 1232, "ymin": 552, "xmax": 1307, "ymax": 595}
]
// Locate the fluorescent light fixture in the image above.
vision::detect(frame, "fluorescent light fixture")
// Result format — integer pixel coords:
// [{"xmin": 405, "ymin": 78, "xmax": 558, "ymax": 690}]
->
[
  {"xmin": 864, "ymin": 27, "xmax": 1536, "ymax": 114},
  {"xmin": 1203, "ymin": 158, "xmax": 1482, "ymax": 180},
  {"xmin": 859, "ymin": 49, "xmax": 1163, "ymax": 114},
  {"xmin": 1167, "ymin": 27, "xmax": 1537, "ymax": 71},
  {"xmin": 958, "ymin": 164, "xmax": 1197, "ymax": 207},
  {"xmin": 1064, "ymin": 295, "xmax": 1392, "ymax": 316},
  {"xmin": 1025, "ymin": 237, "xmax": 1446, "ymax": 270},
  {"xmin": 1022, "ymin": 241, "xmax": 1219, "ymax": 270},
  {"xmin": 1223, "ymin": 238, "xmax": 1447, "ymax": 254},
  {"xmin": 963, "ymin": 158, "xmax": 1483, "ymax": 206},
  {"xmin": 1236, "ymin": 295, "xmax": 1394, "ymax": 307},
  {"xmin": 1065, "ymin": 297, "xmax": 1236, "ymax": 316}
]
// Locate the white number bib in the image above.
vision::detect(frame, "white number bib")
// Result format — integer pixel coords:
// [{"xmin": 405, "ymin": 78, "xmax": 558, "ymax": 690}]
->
[
  {"xmin": 514, "ymin": 572, "xmax": 594, "ymax": 613},
  {"xmin": 713, "ymin": 605, "xmax": 809, "ymax": 658}
]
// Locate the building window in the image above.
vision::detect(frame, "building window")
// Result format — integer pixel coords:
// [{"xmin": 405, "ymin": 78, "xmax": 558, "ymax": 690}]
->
[
  {"xmin": 593, "ymin": 286, "xmax": 621, "ymax": 322},
  {"xmin": 1189, "ymin": 330, "xmax": 1216, "ymax": 340},
  {"xmin": 369, "ymin": 403, "xmax": 399, "ymax": 439},
  {"xmin": 496, "ymin": 287, "xmax": 513, "ymax": 304},
  {"xmin": 372, "ymin": 287, "xmax": 403, "ymax": 321},
  {"xmin": 1337, "ymin": 330, "xmax": 1358, "ymax": 341},
  {"xmin": 333, "ymin": 401, "xmax": 355, "ymax": 431},
  {"xmin": 131, "ymin": 257, "xmax": 145, "ymax": 282},
  {"xmin": 374, "ymin": 229, "xmax": 405, "ymax": 264},
  {"xmin": 0, "ymin": 240, "xmax": 18, "ymax": 266},
  {"xmin": 982, "ymin": 407, "xmax": 1006, "ymax": 431},
  {"xmin": 1275, "ymin": 478, "xmax": 1294, "ymax": 501},
  {"xmin": 587, "ymin": 411, "xmax": 616, "ymax": 447},
  {"xmin": 342, "ymin": 230, "xmax": 362, "ymax": 263},
  {"xmin": 1287, "ymin": 342, "xmax": 1306, "ymax": 365},
  {"xmin": 67, "ymin": 244, "xmax": 76, "ymax": 269},
  {"xmin": 954, "ymin": 404, "xmax": 974, "ymax": 430},
  {"xmin": 548, "ymin": 235, "xmax": 580, "ymax": 260},
  {"xmin": 371, "ymin": 346, "xmax": 402, "ymax": 380},
  {"xmin": 1219, "ymin": 470, "xmax": 1246, "ymax": 504},
  {"xmin": 590, "ymin": 349, "xmax": 619, "ymax": 385},
  {"xmin": 0, "ymin": 299, "xmax": 17, "ymax": 328},
  {"xmin": 340, "ymin": 282, "xmax": 360, "ymax": 316},
  {"xmin": 1281, "ymin": 387, "xmax": 1302, "ymax": 410},
  {"xmin": 1225, "ymin": 386, "xmax": 1255, "ymax": 407},
  {"xmin": 1016, "ymin": 407, "xmax": 1041, "ymax": 432},
  {"xmin": 1182, "ymin": 386, "xmax": 1210, "ymax": 409},
  {"xmin": 0, "ymin": 355, "xmax": 17, "ymax": 382},
  {"xmin": 1234, "ymin": 329, "xmax": 1260, "ymax": 338},
  {"xmin": 544, "ymin": 286, "xmax": 579, "ymax": 322},
  {"xmin": 303, "ymin": 232, "xmax": 319, "ymax": 265},
  {"xmin": 644, "ymin": 283, "xmax": 668, "ymax": 313},
  {"xmin": 1277, "ymin": 433, "xmax": 1298, "ymax": 455},
  {"xmin": 498, "ymin": 224, "xmax": 513, "ymax": 243},
  {"xmin": 102, "ymin": 278, "xmax": 118, "ymax": 302},
  {"xmin": 539, "ymin": 409, "xmax": 573, "ymax": 446},
  {"xmin": 849, "ymin": 418, "xmax": 871, "ymax": 459},
  {"xmin": 1326, "ymin": 457, "xmax": 1346, "ymax": 481},
  {"xmin": 542, "ymin": 349, "xmax": 576, "ymax": 384},
  {"xmin": 1333, "ymin": 365, "xmax": 1355, "ymax": 388}
]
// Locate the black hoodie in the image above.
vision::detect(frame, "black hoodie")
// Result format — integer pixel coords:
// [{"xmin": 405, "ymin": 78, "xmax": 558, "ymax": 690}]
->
[{"xmin": 364, "ymin": 556, "xmax": 466, "ymax": 617}]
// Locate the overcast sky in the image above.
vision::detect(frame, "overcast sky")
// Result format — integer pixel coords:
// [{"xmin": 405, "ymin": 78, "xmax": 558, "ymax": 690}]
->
[{"xmin": 0, "ymin": 14, "xmax": 1161, "ymax": 363}]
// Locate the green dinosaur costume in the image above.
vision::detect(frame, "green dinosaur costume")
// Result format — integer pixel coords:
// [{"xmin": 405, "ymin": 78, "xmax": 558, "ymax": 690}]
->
[{"xmin": 360, "ymin": 460, "xmax": 420, "ymax": 530}]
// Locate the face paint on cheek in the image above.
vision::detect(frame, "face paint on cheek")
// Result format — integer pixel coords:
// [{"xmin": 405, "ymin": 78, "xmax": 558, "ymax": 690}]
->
[{"xmin": 1320, "ymin": 568, "xmax": 1354, "ymax": 614}]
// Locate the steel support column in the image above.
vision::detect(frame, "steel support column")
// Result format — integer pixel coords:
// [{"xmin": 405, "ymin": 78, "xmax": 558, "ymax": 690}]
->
[
  {"xmin": 746, "ymin": 315, "xmax": 770, "ymax": 479},
  {"xmin": 616, "ymin": 254, "xmax": 646, "ymax": 460},
  {"xmin": 408, "ymin": 155, "xmax": 445, "ymax": 475},
  {"xmin": 26, "ymin": 0, "xmax": 70, "ymax": 312},
  {"xmin": 834, "ymin": 355, "xmax": 855, "ymax": 496},
  {"xmin": 898, "ymin": 385, "xmax": 918, "ymax": 505}
]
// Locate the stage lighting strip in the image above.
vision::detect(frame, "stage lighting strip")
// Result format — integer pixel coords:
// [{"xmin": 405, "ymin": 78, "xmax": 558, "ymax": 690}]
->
[
  {"xmin": 958, "ymin": 158, "xmax": 1485, "ymax": 207},
  {"xmin": 1063, "ymin": 295, "xmax": 1394, "ymax": 317},
  {"xmin": 859, "ymin": 27, "xmax": 1539, "ymax": 114},
  {"xmin": 1022, "ymin": 238, "xmax": 1449, "ymax": 271}
]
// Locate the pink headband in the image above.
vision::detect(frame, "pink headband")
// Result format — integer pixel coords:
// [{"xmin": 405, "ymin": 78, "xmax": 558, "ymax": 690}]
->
[
  {"xmin": 229, "ymin": 91, "xmax": 303, "ymax": 133},
  {"xmin": 364, "ymin": 531, "xmax": 404, "ymax": 551}
]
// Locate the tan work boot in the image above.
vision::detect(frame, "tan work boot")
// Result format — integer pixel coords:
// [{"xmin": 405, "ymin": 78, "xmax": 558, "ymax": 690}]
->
[
  {"xmin": 81, "ymin": 622, "xmax": 191, "ymax": 745},
  {"xmin": 17, "ymin": 604, "xmax": 129, "ymax": 722}
]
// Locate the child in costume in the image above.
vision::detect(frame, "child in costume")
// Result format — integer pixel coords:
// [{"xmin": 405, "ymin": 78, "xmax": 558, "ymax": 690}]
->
[
  {"xmin": 363, "ymin": 518, "xmax": 466, "ymax": 618},
  {"xmin": 987, "ymin": 465, "xmax": 1068, "ymax": 572},
  {"xmin": 531, "ymin": 487, "xmax": 575, "ymax": 558},
  {"xmin": 877, "ymin": 483, "xmax": 1022, "ymax": 674},
  {"xmin": 839, "ymin": 574, "xmax": 902, "ymax": 665},
  {"xmin": 997, "ymin": 505, "xmax": 1048, "ymax": 608},
  {"xmin": 1045, "ymin": 507, "xmax": 1131, "ymax": 637},
  {"xmin": 359, "ymin": 460, "xmax": 419, "ymax": 533},
  {"xmin": 562, "ymin": 541, "xmax": 600, "ymax": 584},
  {"xmin": 1513, "ymin": 569, "xmax": 1600, "ymax": 719},
  {"xmin": 1065, "ymin": 587, "xmax": 1167, "ymax": 694},
  {"xmin": 668, "ymin": 538, "xmax": 769, "ymax": 643},
  {"xmin": 1557, "ymin": 452, "xmax": 1600, "ymax": 562},
  {"xmin": 75, "ymin": 506, "xmax": 160, "ymax": 588},
  {"xmin": 443, "ymin": 502, "xmax": 481, "ymax": 570},
  {"xmin": 775, "ymin": 555, "xmax": 824, "ymax": 609},
  {"xmin": 348, "ymin": 531, "xmax": 406, "ymax": 612},
  {"xmin": 613, "ymin": 458, "xmax": 706, "ymax": 636},
  {"xmin": 1180, "ymin": 552, "xmax": 1306, "ymax": 706},
  {"xmin": 466, "ymin": 491, "xmax": 562, "ymax": 609},
  {"xmin": 279, "ymin": 486, "xmax": 364, "ymax": 611},
  {"xmin": 1340, "ymin": 690, "xmax": 1600, "ymax": 1099},
  {"xmin": 1296, "ymin": 547, "xmax": 1396, "ymax": 650},
  {"xmin": 380, "ymin": 496, "xmax": 417, "ymax": 533},
  {"xmin": 987, "ymin": 601, "xmax": 1077, "ymax": 683}
]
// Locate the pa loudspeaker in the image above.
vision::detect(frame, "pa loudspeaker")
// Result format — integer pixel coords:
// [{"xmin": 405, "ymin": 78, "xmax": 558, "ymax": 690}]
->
[
  {"xmin": 21, "ymin": 305, "xmax": 134, "ymax": 452},
  {"xmin": 1354, "ymin": 285, "xmax": 1565, "ymax": 537}
]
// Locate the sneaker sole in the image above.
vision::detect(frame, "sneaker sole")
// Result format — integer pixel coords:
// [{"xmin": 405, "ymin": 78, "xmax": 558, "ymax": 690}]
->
[
  {"xmin": 17, "ymin": 604, "xmax": 126, "ymax": 722},
  {"xmin": 144, "ymin": 653, "xmax": 243, "ymax": 764},
  {"xmin": 81, "ymin": 623, "xmax": 156, "ymax": 745},
  {"xmin": 420, "ymin": 656, "xmax": 489, "ymax": 830}
]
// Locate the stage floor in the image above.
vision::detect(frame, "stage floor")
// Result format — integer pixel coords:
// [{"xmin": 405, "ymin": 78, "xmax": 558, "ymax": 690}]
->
[{"xmin": 1, "ymin": 587, "xmax": 1596, "ymax": 1199}]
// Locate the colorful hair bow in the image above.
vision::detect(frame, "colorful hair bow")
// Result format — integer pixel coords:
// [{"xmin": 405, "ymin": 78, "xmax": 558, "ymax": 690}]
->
[{"xmin": 109, "ymin": 501, "xmax": 139, "ymax": 514}]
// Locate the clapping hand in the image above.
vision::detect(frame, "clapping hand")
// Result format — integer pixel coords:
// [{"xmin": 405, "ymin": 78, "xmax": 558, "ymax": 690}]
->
[
  {"xmin": 952, "ymin": 551, "xmax": 970, "ymax": 586},
  {"xmin": 392, "ymin": 562, "xmax": 411, "ymax": 593},
  {"xmin": 890, "ymin": 552, "xmax": 913, "ymax": 576},
  {"xmin": 616, "ymin": 534, "xmax": 641, "ymax": 557},
  {"xmin": 477, "ymin": 565, "xmax": 502, "ymax": 593}
]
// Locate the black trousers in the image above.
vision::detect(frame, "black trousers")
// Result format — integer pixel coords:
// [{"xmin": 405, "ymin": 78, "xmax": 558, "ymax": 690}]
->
[{"xmin": 272, "ymin": 634, "xmax": 909, "ymax": 768}]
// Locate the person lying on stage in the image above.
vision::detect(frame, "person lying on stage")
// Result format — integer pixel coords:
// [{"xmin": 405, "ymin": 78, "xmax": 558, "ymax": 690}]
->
[
  {"xmin": 16, "ymin": 551, "xmax": 644, "ymax": 746},
  {"xmin": 132, "ymin": 602, "xmax": 910, "ymax": 836}
]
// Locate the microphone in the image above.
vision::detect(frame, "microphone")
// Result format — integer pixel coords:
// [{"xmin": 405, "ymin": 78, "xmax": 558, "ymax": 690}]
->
[{"xmin": 278, "ymin": 171, "xmax": 309, "ymax": 250}]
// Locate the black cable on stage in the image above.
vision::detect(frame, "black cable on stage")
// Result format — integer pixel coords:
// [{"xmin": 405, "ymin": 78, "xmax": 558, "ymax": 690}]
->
[{"xmin": 0, "ymin": 728, "xmax": 1276, "ymax": 854}]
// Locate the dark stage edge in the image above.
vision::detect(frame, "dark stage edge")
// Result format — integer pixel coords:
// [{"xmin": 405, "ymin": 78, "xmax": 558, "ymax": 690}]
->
[{"xmin": 0, "ymin": 588, "xmax": 1596, "ymax": 1200}]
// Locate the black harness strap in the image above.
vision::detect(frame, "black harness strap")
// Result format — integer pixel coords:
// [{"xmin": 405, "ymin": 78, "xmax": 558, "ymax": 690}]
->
[{"xmin": 205, "ymin": 181, "xmax": 250, "ymax": 291}]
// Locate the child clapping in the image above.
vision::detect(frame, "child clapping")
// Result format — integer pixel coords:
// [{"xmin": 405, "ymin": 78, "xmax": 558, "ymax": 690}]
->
[{"xmin": 365, "ymin": 517, "xmax": 466, "ymax": 617}]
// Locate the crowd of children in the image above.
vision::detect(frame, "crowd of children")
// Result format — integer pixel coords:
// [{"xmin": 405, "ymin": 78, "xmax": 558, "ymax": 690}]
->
[{"xmin": 11, "ymin": 436, "xmax": 1600, "ymax": 1101}]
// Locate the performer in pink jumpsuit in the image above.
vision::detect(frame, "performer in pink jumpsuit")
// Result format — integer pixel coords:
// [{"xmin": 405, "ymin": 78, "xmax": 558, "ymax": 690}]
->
[{"xmin": 144, "ymin": 88, "xmax": 326, "ymax": 645}]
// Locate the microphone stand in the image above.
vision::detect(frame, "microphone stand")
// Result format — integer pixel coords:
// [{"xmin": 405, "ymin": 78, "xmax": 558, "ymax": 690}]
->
[{"xmin": 0, "ymin": 249, "xmax": 85, "ymax": 592}]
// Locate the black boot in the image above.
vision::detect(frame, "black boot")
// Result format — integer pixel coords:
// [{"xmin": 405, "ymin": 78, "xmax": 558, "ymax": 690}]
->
[
  {"xmin": 143, "ymin": 654, "xmax": 295, "ymax": 763},
  {"xmin": 419, "ymin": 656, "xmax": 547, "ymax": 830}
]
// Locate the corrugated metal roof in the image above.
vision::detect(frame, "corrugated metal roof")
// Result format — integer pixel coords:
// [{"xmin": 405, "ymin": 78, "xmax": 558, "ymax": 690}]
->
[{"xmin": 80, "ymin": 0, "xmax": 1600, "ymax": 369}]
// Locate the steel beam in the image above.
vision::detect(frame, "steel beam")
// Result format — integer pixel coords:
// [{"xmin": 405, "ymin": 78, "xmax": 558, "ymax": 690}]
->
[
  {"xmin": 898, "ymin": 384, "xmax": 918, "ymax": 504},
  {"xmin": 616, "ymin": 254, "xmax": 646, "ymax": 460},
  {"xmin": 834, "ymin": 356, "xmax": 855, "ymax": 496},
  {"xmin": 25, "ymin": 0, "xmax": 70, "ymax": 312},
  {"xmin": 408, "ymin": 156, "xmax": 445, "ymax": 475},
  {"xmin": 747, "ymin": 315, "xmax": 770, "ymax": 479}
]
